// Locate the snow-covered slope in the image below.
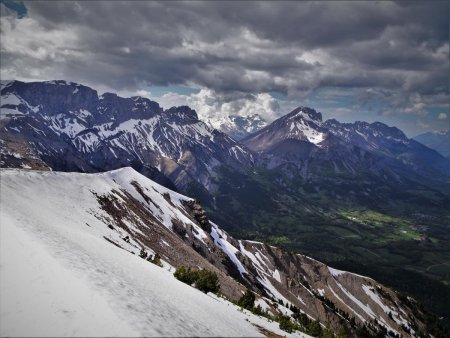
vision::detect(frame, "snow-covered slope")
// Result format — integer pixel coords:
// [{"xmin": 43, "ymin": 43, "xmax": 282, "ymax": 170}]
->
[
  {"xmin": 0, "ymin": 168, "xmax": 309, "ymax": 337},
  {"xmin": 0, "ymin": 168, "xmax": 428, "ymax": 336},
  {"xmin": 1, "ymin": 168, "xmax": 425, "ymax": 337}
]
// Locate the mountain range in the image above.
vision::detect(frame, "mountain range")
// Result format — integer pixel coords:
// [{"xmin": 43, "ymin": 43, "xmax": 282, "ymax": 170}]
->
[
  {"xmin": 0, "ymin": 80, "xmax": 253, "ymax": 192},
  {"xmin": 243, "ymin": 106, "xmax": 450, "ymax": 181},
  {"xmin": 1, "ymin": 80, "xmax": 450, "ymax": 334},
  {"xmin": 2, "ymin": 80, "xmax": 449, "ymax": 198}
]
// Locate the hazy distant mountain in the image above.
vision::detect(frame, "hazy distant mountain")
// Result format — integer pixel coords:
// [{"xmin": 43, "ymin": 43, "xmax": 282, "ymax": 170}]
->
[
  {"xmin": 202, "ymin": 113, "xmax": 267, "ymax": 140},
  {"xmin": 414, "ymin": 130, "xmax": 450, "ymax": 158}
]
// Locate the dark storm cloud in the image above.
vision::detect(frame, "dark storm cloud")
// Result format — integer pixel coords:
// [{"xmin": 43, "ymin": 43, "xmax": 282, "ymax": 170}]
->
[{"xmin": 1, "ymin": 1, "xmax": 448, "ymax": 106}]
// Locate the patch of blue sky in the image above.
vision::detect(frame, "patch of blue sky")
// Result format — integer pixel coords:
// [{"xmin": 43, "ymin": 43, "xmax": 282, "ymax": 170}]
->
[
  {"xmin": 145, "ymin": 85, "xmax": 199, "ymax": 97},
  {"xmin": 269, "ymin": 91, "xmax": 288, "ymax": 100},
  {"xmin": 0, "ymin": 0, "xmax": 27, "ymax": 18}
]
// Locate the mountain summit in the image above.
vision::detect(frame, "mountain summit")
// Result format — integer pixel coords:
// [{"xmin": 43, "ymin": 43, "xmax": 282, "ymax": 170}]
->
[{"xmin": 243, "ymin": 107, "xmax": 328, "ymax": 152}]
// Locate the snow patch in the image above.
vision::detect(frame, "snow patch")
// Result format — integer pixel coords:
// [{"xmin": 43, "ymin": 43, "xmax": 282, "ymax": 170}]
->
[
  {"xmin": 272, "ymin": 269, "xmax": 281, "ymax": 283},
  {"xmin": 328, "ymin": 267, "xmax": 346, "ymax": 277},
  {"xmin": 211, "ymin": 223, "xmax": 247, "ymax": 275},
  {"xmin": 362, "ymin": 285, "xmax": 391, "ymax": 314},
  {"xmin": 1, "ymin": 93, "xmax": 22, "ymax": 106}
]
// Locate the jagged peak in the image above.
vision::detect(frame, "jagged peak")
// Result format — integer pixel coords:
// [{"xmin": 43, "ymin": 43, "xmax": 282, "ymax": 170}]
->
[
  {"xmin": 1, "ymin": 79, "xmax": 94, "ymax": 94},
  {"xmin": 165, "ymin": 105, "xmax": 199, "ymax": 122},
  {"xmin": 129, "ymin": 95, "xmax": 161, "ymax": 109},
  {"xmin": 100, "ymin": 92, "xmax": 119, "ymax": 100},
  {"xmin": 42, "ymin": 80, "xmax": 81, "ymax": 86},
  {"xmin": 324, "ymin": 118, "xmax": 409, "ymax": 141},
  {"xmin": 366, "ymin": 121, "xmax": 408, "ymax": 139},
  {"xmin": 324, "ymin": 117, "xmax": 339, "ymax": 124},
  {"xmin": 98, "ymin": 92, "xmax": 162, "ymax": 116},
  {"xmin": 286, "ymin": 106, "xmax": 323, "ymax": 123}
]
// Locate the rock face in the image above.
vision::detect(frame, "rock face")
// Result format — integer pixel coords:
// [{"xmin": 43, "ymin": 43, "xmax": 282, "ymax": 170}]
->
[
  {"xmin": 0, "ymin": 80, "xmax": 253, "ymax": 191},
  {"xmin": 236, "ymin": 240, "xmax": 424, "ymax": 336},
  {"xmin": 1, "ymin": 167, "xmax": 427, "ymax": 337},
  {"xmin": 184, "ymin": 199, "xmax": 211, "ymax": 232}
]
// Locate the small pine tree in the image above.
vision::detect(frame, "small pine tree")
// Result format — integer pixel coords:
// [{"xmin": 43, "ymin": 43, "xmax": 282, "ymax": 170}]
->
[
  {"xmin": 355, "ymin": 324, "xmax": 372, "ymax": 338},
  {"xmin": 139, "ymin": 248, "xmax": 148, "ymax": 259},
  {"xmin": 151, "ymin": 253, "xmax": 162, "ymax": 267},
  {"xmin": 173, "ymin": 266, "xmax": 219, "ymax": 294},
  {"xmin": 307, "ymin": 319, "xmax": 322, "ymax": 337},
  {"xmin": 321, "ymin": 324, "xmax": 334, "ymax": 338},
  {"xmin": 252, "ymin": 304, "xmax": 264, "ymax": 315},
  {"xmin": 174, "ymin": 265, "xmax": 196, "ymax": 285},
  {"xmin": 237, "ymin": 289, "xmax": 256, "ymax": 310},
  {"xmin": 278, "ymin": 315, "xmax": 296, "ymax": 333},
  {"xmin": 337, "ymin": 324, "xmax": 350, "ymax": 338},
  {"xmin": 293, "ymin": 312, "xmax": 309, "ymax": 328},
  {"xmin": 195, "ymin": 269, "xmax": 220, "ymax": 294}
]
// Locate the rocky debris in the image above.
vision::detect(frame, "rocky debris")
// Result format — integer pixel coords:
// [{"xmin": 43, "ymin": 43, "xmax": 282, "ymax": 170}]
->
[
  {"xmin": 92, "ymin": 186, "xmax": 245, "ymax": 301},
  {"xmin": 184, "ymin": 199, "xmax": 211, "ymax": 233},
  {"xmin": 234, "ymin": 240, "xmax": 428, "ymax": 336}
]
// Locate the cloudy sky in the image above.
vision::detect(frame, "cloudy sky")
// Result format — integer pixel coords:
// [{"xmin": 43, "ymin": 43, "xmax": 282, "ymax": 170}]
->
[{"xmin": 1, "ymin": 1, "xmax": 448, "ymax": 136}]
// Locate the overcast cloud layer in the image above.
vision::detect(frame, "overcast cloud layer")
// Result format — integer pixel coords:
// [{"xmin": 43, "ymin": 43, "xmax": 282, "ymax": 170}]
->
[{"xmin": 1, "ymin": 1, "xmax": 448, "ymax": 135}]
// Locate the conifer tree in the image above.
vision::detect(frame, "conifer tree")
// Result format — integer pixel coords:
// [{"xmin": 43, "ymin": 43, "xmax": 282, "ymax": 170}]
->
[{"xmin": 237, "ymin": 288, "xmax": 255, "ymax": 310}]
